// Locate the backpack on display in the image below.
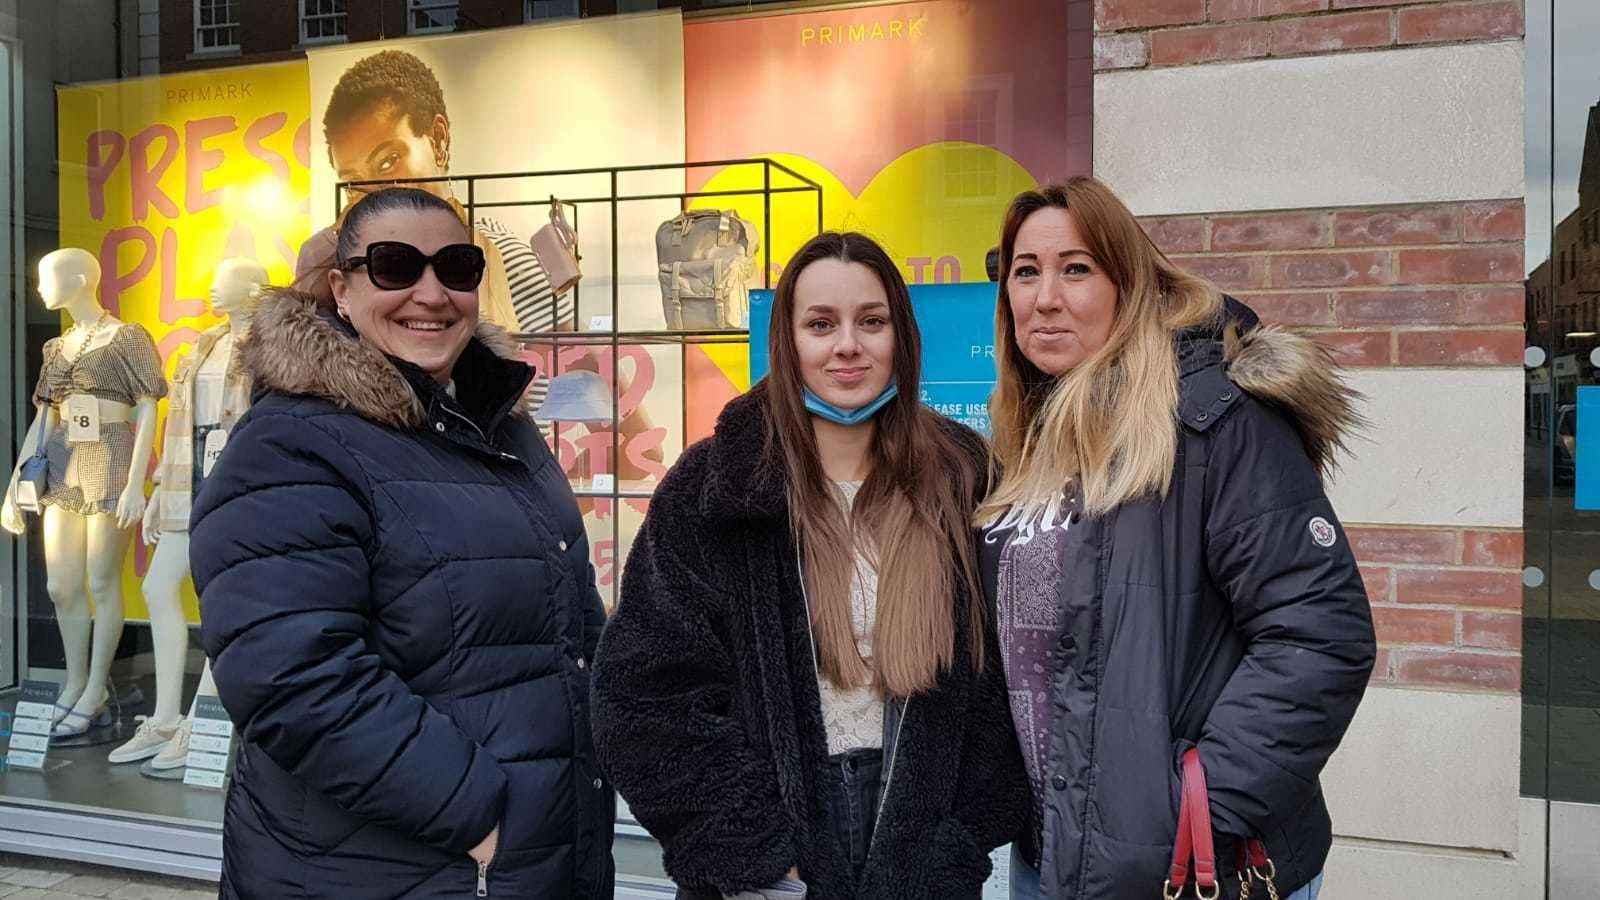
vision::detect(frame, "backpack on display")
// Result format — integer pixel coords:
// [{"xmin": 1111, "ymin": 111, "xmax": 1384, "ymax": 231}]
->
[{"xmin": 655, "ymin": 210, "xmax": 760, "ymax": 330}]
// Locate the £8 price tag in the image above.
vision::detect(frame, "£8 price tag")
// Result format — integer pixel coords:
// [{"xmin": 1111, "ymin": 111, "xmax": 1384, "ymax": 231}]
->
[{"xmin": 65, "ymin": 395, "xmax": 100, "ymax": 443}]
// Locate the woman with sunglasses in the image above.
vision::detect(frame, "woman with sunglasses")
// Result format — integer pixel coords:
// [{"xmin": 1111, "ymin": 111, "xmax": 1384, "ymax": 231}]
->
[{"xmin": 190, "ymin": 187, "xmax": 615, "ymax": 900}]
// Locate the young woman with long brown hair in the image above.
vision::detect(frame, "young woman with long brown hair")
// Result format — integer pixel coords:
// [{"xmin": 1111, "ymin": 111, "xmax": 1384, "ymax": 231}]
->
[
  {"xmin": 591, "ymin": 231, "xmax": 1026, "ymax": 899},
  {"xmin": 981, "ymin": 177, "xmax": 1375, "ymax": 900}
]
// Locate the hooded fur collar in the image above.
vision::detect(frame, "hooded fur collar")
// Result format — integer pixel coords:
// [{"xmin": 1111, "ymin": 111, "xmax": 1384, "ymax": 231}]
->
[
  {"xmin": 240, "ymin": 288, "xmax": 529, "ymax": 431},
  {"xmin": 1223, "ymin": 322, "xmax": 1364, "ymax": 480}
]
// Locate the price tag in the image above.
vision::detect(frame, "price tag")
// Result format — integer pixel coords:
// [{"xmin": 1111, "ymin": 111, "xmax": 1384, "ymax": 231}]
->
[
  {"xmin": 202, "ymin": 428, "xmax": 229, "ymax": 477},
  {"xmin": 7, "ymin": 750, "xmax": 46, "ymax": 770},
  {"xmin": 64, "ymin": 395, "xmax": 100, "ymax": 443},
  {"xmin": 14, "ymin": 701, "xmax": 55, "ymax": 721},
  {"xmin": 8, "ymin": 733, "xmax": 48, "ymax": 753},
  {"xmin": 191, "ymin": 717, "xmax": 234, "ymax": 738},
  {"xmin": 189, "ymin": 733, "xmax": 231, "ymax": 754},
  {"xmin": 14, "ymin": 480, "xmax": 38, "ymax": 510},
  {"xmin": 6, "ymin": 681, "xmax": 60, "ymax": 771},
  {"xmin": 589, "ymin": 473, "xmax": 615, "ymax": 493},
  {"xmin": 587, "ymin": 315, "xmax": 613, "ymax": 332},
  {"xmin": 12, "ymin": 717, "xmax": 51, "ymax": 736},
  {"xmin": 186, "ymin": 751, "xmax": 229, "ymax": 771},
  {"xmin": 184, "ymin": 769, "xmax": 225, "ymax": 789},
  {"xmin": 183, "ymin": 695, "xmax": 235, "ymax": 790}
]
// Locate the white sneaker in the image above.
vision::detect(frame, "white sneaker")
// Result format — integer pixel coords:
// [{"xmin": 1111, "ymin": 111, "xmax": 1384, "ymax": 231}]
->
[
  {"xmin": 108, "ymin": 716, "xmax": 179, "ymax": 764},
  {"xmin": 148, "ymin": 719, "xmax": 192, "ymax": 771}
]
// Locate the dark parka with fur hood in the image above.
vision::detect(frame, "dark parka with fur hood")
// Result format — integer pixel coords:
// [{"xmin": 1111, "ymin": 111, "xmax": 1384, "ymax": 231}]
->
[
  {"xmin": 990, "ymin": 303, "xmax": 1376, "ymax": 900},
  {"xmin": 590, "ymin": 384, "xmax": 1028, "ymax": 900},
  {"xmin": 191, "ymin": 292, "xmax": 615, "ymax": 899}
]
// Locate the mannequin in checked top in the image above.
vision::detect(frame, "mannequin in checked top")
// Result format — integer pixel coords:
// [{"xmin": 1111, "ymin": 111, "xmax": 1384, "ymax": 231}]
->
[
  {"xmin": 105, "ymin": 258, "xmax": 267, "ymax": 767},
  {"xmin": 2, "ymin": 248, "xmax": 166, "ymax": 738}
]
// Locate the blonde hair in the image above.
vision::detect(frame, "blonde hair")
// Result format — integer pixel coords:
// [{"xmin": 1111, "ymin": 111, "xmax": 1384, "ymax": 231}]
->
[{"xmin": 978, "ymin": 177, "xmax": 1223, "ymax": 526}]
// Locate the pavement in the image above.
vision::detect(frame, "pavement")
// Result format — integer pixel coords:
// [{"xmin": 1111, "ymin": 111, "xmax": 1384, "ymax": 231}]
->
[{"xmin": 0, "ymin": 854, "xmax": 215, "ymax": 900}]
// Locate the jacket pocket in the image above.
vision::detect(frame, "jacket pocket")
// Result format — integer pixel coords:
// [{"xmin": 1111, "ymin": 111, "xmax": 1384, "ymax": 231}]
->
[{"xmin": 1088, "ymin": 707, "xmax": 1180, "ymax": 847}]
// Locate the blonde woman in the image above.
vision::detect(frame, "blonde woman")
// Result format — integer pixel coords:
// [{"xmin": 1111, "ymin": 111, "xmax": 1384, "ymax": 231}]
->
[{"xmin": 980, "ymin": 178, "xmax": 1374, "ymax": 900}]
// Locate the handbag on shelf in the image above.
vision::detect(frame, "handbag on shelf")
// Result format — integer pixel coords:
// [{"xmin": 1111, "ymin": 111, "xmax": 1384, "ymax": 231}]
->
[{"xmin": 529, "ymin": 196, "xmax": 581, "ymax": 298}]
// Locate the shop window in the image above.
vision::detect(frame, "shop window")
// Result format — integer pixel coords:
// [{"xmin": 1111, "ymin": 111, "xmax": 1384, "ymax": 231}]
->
[
  {"xmin": 527, "ymin": 0, "xmax": 580, "ymax": 20},
  {"xmin": 193, "ymin": 0, "xmax": 240, "ymax": 51},
  {"xmin": 409, "ymin": 0, "xmax": 458, "ymax": 34},
  {"xmin": 301, "ymin": 0, "xmax": 348, "ymax": 44}
]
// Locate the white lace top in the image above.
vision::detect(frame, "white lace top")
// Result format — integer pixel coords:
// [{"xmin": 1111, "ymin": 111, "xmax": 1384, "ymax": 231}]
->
[{"xmin": 817, "ymin": 481, "xmax": 884, "ymax": 755}]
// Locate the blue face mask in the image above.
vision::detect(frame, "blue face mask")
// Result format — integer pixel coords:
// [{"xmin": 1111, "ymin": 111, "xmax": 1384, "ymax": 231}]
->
[{"xmin": 803, "ymin": 382, "xmax": 898, "ymax": 426}]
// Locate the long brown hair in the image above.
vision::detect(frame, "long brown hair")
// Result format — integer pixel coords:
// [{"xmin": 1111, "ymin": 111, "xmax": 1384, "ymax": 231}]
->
[
  {"xmin": 766, "ymin": 232, "xmax": 984, "ymax": 697},
  {"xmin": 978, "ymin": 177, "xmax": 1223, "ymax": 526}
]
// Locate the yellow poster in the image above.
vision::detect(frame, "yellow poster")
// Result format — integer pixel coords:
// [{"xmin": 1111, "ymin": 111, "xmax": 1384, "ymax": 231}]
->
[{"xmin": 56, "ymin": 61, "xmax": 311, "ymax": 622}]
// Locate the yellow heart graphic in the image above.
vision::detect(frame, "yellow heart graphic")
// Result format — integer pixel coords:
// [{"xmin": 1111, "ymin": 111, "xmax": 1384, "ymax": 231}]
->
[{"xmin": 686, "ymin": 143, "xmax": 1038, "ymax": 390}]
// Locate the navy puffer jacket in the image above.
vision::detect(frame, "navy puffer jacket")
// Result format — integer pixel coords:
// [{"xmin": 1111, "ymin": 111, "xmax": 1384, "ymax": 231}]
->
[
  {"xmin": 191, "ymin": 291, "xmax": 614, "ymax": 899},
  {"xmin": 986, "ymin": 302, "xmax": 1375, "ymax": 899}
]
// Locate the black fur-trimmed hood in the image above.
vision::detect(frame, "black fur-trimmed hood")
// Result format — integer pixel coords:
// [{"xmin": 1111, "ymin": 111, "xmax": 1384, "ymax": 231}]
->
[
  {"xmin": 240, "ymin": 288, "xmax": 530, "ymax": 432},
  {"xmin": 1179, "ymin": 296, "xmax": 1364, "ymax": 482}
]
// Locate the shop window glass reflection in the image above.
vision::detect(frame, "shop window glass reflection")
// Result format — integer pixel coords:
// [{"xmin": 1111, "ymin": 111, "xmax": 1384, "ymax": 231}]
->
[
  {"xmin": 193, "ymin": 0, "xmax": 239, "ymax": 51},
  {"xmin": 301, "ymin": 0, "xmax": 348, "ymax": 44},
  {"xmin": 409, "ymin": 0, "xmax": 459, "ymax": 35}
]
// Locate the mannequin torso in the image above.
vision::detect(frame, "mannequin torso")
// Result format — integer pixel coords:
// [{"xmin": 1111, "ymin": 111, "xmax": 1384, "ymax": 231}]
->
[
  {"xmin": 2, "ymin": 248, "xmax": 165, "ymax": 734},
  {"xmin": 121, "ymin": 258, "xmax": 265, "ymax": 754}
]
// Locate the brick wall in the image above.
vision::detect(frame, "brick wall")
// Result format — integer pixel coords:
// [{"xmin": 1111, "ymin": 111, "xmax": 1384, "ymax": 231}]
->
[
  {"xmin": 1141, "ymin": 200, "xmax": 1526, "ymax": 366},
  {"xmin": 1096, "ymin": 0, "xmax": 1524, "ymax": 70},
  {"xmin": 1126, "ymin": 10, "xmax": 1528, "ymax": 687},
  {"xmin": 1348, "ymin": 526, "xmax": 1523, "ymax": 692},
  {"xmin": 1140, "ymin": 203, "xmax": 1526, "ymax": 695}
]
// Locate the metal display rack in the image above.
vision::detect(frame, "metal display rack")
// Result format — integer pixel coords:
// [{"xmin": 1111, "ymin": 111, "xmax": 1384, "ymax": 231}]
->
[{"xmin": 337, "ymin": 158, "xmax": 825, "ymax": 601}]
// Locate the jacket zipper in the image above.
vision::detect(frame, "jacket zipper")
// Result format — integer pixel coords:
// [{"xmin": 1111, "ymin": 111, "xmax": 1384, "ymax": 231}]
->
[
  {"xmin": 439, "ymin": 404, "xmax": 519, "ymax": 463},
  {"xmin": 475, "ymin": 828, "xmax": 500, "ymax": 899},
  {"xmin": 869, "ymin": 696, "xmax": 909, "ymax": 864},
  {"xmin": 793, "ymin": 543, "xmax": 908, "ymax": 871},
  {"xmin": 441, "ymin": 404, "xmax": 489, "ymax": 443}
]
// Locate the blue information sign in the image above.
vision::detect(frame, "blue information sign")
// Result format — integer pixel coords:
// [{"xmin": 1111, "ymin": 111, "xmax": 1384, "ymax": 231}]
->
[
  {"xmin": 1576, "ymin": 385, "xmax": 1600, "ymax": 510},
  {"xmin": 749, "ymin": 283, "xmax": 999, "ymax": 434}
]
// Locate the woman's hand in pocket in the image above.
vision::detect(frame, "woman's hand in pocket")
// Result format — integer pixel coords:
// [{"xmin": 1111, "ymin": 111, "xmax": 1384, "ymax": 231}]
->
[{"xmin": 468, "ymin": 825, "xmax": 499, "ymax": 866}]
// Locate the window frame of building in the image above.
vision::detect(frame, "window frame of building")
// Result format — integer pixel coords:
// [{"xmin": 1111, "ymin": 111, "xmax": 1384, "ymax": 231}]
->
[
  {"xmin": 300, "ymin": 0, "xmax": 349, "ymax": 46},
  {"xmin": 193, "ymin": 0, "xmax": 241, "ymax": 53},
  {"xmin": 409, "ymin": 0, "xmax": 459, "ymax": 35},
  {"xmin": 526, "ymin": 0, "xmax": 580, "ymax": 21}
]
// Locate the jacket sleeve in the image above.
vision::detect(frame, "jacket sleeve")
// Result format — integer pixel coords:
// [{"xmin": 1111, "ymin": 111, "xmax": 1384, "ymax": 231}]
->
[
  {"xmin": 590, "ymin": 488, "xmax": 795, "ymax": 893},
  {"xmin": 191, "ymin": 411, "xmax": 508, "ymax": 854},
  {"xmin": 1198, "ymin": 400, "xmax": 1376, "ymax": 840},
  {"xmin": 934, "ymin": 612, "xmax": 1030, "ymax": 887}
]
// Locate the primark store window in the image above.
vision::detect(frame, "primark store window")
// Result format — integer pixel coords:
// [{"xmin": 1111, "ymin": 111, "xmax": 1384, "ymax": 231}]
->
[{"xmin": 0, "ymin": 0, "xmax": 1088, "ymax": 892}]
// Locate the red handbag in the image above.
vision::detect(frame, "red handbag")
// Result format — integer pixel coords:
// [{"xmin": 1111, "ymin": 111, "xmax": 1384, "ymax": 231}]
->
[{"xmin": 1163, "ymin": 748, "xmax": 1283, "ymax": 900}]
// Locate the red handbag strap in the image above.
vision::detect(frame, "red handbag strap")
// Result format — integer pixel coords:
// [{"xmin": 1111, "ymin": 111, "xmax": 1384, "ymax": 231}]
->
[
  {"xmin": 1167, "ymin": 748, "xmax": 1218, "ymax": 898},
  {"xmin": 1242, "ymin": 837, "xmax": 1270, "ymax": 871}
]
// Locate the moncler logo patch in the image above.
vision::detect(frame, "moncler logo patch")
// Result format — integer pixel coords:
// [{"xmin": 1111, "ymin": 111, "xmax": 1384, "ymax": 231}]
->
[{"xmin": 1308, "ymin": 517, "xmax": 1337, "ymax": 548}]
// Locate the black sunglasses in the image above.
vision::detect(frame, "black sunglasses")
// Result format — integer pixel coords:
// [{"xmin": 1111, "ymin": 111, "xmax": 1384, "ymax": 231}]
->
[{"xmin": 340, "ymin": 241, "xmax": 486, "ymax": 292}]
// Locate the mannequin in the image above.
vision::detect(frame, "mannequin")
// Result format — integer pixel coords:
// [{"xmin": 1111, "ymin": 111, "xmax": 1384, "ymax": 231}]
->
[
  {"xmin": 110, "ymin": 258, "xmax": 266, "ymax": 765},
  {"xmin": 2, "ymin": 248, "xmax": 165, "ymax": 738}
]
